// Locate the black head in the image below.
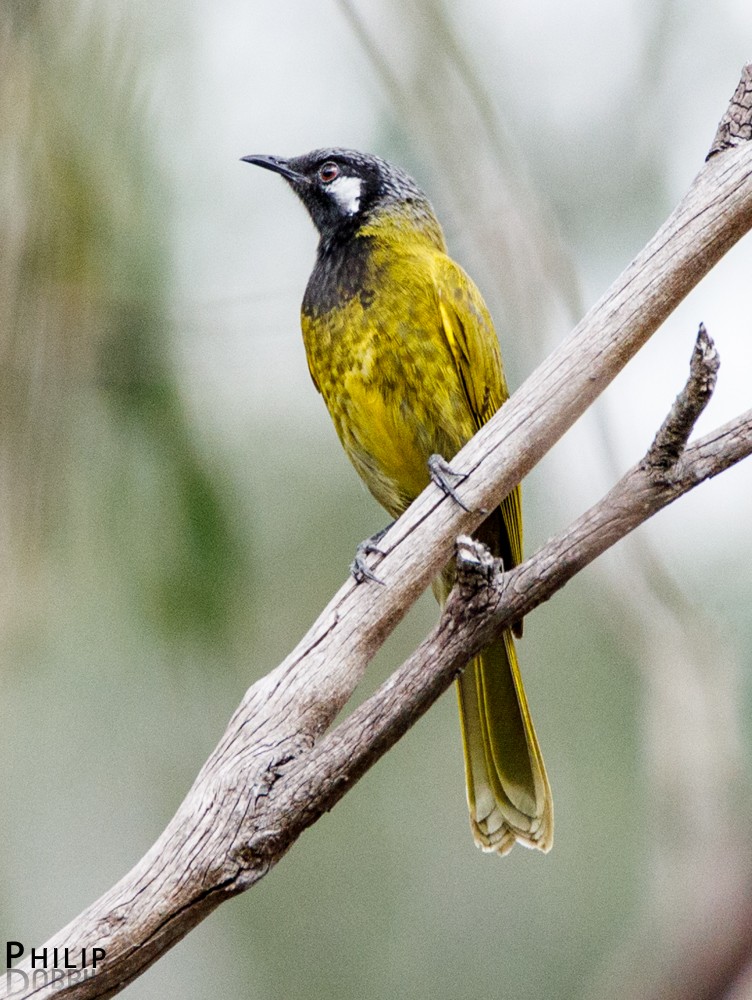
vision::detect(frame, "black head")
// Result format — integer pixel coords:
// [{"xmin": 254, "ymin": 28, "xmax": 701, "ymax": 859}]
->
[{"xmin": 242, "ymin": 147, "xmax": 436, "ymax": 245}]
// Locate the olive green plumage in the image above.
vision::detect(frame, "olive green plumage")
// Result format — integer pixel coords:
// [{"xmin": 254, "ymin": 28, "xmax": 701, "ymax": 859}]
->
[{"xmin": 244, "ymin": 148, "xmax": 553, "ymax": 854}]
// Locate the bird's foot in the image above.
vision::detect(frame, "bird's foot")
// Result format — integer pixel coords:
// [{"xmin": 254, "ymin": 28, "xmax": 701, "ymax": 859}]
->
[
  {"xmin": 428, "ymin": 454, "xmax": 471, "ymax": 512},
  {"xmin": 350, "ymin": 523, "xmax": 393, "ymax": 584}
]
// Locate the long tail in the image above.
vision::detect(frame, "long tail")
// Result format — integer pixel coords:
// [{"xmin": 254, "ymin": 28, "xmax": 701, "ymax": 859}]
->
[{"xmin": 457, "ymin": 630, "xmax": 553, "ymax": 854}]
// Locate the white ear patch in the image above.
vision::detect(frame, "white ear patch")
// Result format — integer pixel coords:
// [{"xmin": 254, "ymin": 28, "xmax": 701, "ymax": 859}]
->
[{"xmin": 327, "ymin": 175, "xmax": 362, "ymax": 215}]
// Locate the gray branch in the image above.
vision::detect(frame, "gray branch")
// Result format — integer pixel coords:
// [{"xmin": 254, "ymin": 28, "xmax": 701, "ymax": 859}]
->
[
  {"xmin": 708, "ymin": 63, "xmax": 752, "ymax": 158},
  {"xmin": 4, "ymin": 66, "xmax": 752, "ymax": 1000}
]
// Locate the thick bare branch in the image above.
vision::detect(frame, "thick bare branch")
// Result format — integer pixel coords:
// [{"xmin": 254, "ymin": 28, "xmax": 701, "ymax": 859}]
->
[
  {"xmin": 709, "ymin": 64, "xmax": 752, "ymax": 158},
  {"xmin": 4, "ymin": 68, "xmax": 752, "ymax": 1000}
]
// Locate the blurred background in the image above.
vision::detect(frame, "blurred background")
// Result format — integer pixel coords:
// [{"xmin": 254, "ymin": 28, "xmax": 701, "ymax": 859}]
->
[{"xmin": 1, "ymin": 1, "xmax": 752, "ymax": 997}]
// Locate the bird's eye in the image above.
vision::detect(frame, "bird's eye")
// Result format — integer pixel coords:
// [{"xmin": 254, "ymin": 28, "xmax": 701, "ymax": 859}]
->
[{"xmin": 318, "ymin": 162, "xmax": 340, "ymax": 184}]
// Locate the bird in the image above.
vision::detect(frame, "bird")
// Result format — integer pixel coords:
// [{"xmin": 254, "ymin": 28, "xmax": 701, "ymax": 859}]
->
[{"xmin": 243, "ymin": 147, "xmax": 553, "ymax": 855}]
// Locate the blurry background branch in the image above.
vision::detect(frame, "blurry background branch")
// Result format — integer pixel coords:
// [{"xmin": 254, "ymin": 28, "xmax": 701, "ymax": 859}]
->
[
  {"xmin": 0, "ymin": 2, "xmax": 247, "ymax": 640},
  {"xmin": 5, "ymin": 73, "xmax": 752, "ymax": 990}
]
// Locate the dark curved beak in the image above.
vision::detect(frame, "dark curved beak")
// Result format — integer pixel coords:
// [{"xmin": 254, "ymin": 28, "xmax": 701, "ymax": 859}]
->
[{"xmin": 241, "ymin": 154, "xmax": 306, "ymax": 184}]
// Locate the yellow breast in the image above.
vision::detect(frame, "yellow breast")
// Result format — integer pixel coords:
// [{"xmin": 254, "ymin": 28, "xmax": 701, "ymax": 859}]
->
[{"xmin": 302, "ymin": 232, "xmax": 478, "ymax": 517}]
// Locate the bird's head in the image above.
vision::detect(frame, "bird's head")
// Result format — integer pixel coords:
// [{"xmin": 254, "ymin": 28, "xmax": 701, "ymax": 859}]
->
[{"xmin": 242, "ymin": 147, "xmax": 441, "ymax": 248}]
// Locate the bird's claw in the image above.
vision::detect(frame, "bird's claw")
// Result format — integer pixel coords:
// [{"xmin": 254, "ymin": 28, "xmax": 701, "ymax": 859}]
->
[
  {"xmin": 428, "ymin": 454, "xmax": 471, "ymax": 512},
  {"xmin": 350, "ymin": 527, "xmax": 391, "ymax": 585}
]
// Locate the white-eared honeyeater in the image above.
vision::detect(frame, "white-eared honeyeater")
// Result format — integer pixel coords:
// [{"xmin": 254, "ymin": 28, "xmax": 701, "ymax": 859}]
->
[{"xmin": 243, "ymin": 148, "xmax": 552, "ymax": 854}]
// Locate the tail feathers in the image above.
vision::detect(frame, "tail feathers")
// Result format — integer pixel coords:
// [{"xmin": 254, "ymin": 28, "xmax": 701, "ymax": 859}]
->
[{"xmin": 457, "ymin": 630, "xmax": 553, "ymax": 854}]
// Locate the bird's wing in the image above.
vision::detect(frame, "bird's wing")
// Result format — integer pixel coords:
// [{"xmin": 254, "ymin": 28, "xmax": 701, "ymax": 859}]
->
[{"xmin": 432, "ymin": 255, "xmax": 522, "ymax": 568}]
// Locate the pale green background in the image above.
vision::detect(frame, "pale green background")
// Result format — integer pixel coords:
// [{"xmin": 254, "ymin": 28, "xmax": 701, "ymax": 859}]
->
[{"xmin": 1, "ymin": 2, "xmax": 752, "ymax": 998}]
